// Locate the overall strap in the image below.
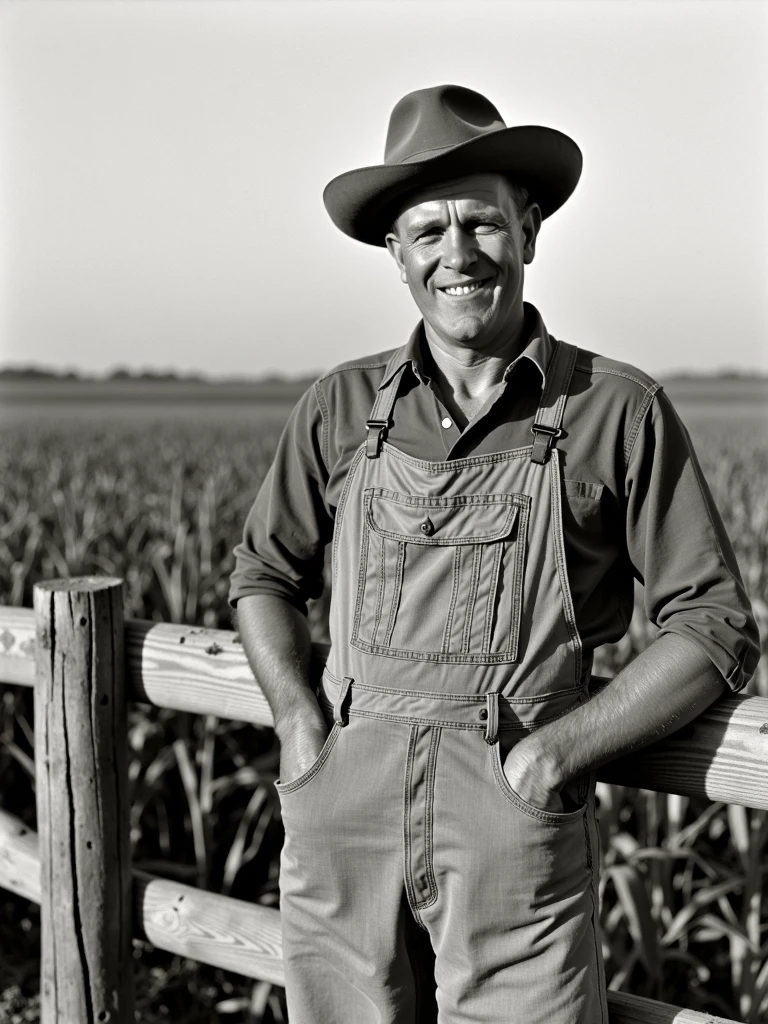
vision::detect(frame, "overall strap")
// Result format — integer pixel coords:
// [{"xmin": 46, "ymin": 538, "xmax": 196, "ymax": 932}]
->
[
  {"xmin": 366, "ymin": 353, "xmax": 409, "ymax": 459},
  {"xmin": 530, "ymin": 340, "xmax": 578, "ymax": 465}
]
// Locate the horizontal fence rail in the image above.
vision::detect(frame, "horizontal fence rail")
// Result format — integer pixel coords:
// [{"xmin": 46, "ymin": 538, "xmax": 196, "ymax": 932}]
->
[
  {"xmin": 0, "ymin": 807, "xmax": 740, "ymax": 1024},
  {"xmin": 2, "ymin": 605, "xmax": 767, "ymax": 808},
  {"xmin": 0, "ymin": 583, "xmax": 758, "ymax": 1024}
]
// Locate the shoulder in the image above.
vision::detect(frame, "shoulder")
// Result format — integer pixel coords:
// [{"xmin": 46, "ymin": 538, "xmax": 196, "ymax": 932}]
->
[
  {"xmin": 314, "ymin": 348, "xmax": 398, "ymax": 410},
  {"xmin": 563, "ymin": 343, "xmax": 665, "ymax": 468},
  {"xmin": 317, "ymin": 349, "xmax": 395, "ymax": 384},
  {"xmin": 571, "ymin": 346, "xmax": 662, "ymax": 428},
  {"xmin": 571, "ymin": 346, "xmax": 661, "ymax": 400}
]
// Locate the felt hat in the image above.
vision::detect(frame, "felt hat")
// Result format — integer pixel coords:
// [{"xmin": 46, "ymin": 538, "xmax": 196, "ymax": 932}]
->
[{"xmin": 323, "ymin": 84, "xmax": 582, "ymax": 247}]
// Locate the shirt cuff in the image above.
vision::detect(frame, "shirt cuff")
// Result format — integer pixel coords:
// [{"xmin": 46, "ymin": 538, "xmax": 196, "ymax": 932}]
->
[
  {"xmin": 656, "ymin": 623, "xmax": 758, "ymax": 694},
  {"xmin": 228, "ymin": 579, "xmax": 310, "ymax": 617}
]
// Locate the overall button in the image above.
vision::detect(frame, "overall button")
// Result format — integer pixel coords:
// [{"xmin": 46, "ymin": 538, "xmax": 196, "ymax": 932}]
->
[{"xmin": 420, "ymin": 518, "xmax": 434, "ymax": 536}]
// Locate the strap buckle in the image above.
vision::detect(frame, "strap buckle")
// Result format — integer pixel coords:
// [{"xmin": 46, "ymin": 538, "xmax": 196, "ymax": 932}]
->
[
  {"xmin": 530, "ymin": 423, "xmax": 563, "ymax": 465},
  {"xmin": 366, "ymin": 418, "xmax": 392, "ymax": 459},
  {"xmin": 530, "ymin": 423, "xmax": 563, "ymax": 439}
]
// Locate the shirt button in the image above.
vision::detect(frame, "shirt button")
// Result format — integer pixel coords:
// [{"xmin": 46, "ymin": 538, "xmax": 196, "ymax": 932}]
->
[
  {"xmin": 420, "ymin": 519, "xmax": 434, "ymax": 536},
  {"xmin": 441, "ymin": 417, "xmax": 452, "ymax": 429},
  {"xmin": 479, "ymin": 708, "xmax": 488, "ymax": 720}
]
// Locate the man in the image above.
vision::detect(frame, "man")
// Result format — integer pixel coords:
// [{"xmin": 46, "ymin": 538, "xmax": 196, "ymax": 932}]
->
[{"xmin": 230, "ymin": 85, "xmax": 758, "ymax": 1023}]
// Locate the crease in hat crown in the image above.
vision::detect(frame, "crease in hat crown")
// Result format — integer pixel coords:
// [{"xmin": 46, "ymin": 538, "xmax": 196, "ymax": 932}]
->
[
  {"xmin": 384, "ymin": 85, "xmax": 507, "ymax": 165},
  {"xmin": 323, "ymin": 83, "xmax": 583, "ymax": 247}
]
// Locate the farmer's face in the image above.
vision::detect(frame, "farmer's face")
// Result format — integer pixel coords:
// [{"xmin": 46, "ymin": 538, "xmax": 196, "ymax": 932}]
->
[{"xmin": 386, "ymin": 173, "xmax": 540, "ymax": 353}]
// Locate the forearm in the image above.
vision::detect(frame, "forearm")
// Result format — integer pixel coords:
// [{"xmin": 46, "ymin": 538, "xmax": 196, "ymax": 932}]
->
[
  {"xmin": 521, "ymin": 633, "xmax": 729, "ymax": 790},
  {"xmin": 235, "ymin": 593, "xmax": 322, "ymax": 734}
]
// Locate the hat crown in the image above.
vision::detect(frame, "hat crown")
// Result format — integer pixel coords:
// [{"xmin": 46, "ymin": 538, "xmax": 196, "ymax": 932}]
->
[{"xmin": 384, "ymin": 85, "xmax": 507, "ymax": 166}]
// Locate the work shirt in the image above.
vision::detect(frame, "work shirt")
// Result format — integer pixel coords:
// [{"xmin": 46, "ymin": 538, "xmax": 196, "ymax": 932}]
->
[{"xmin": 229, "ymin": 304, "xmax": 759, "ymax": 692}]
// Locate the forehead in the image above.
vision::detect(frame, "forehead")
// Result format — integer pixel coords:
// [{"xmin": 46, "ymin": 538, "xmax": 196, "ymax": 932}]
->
[{"xmin": 395, "ymin": 172, "xmax": 513, "ymax": 222}]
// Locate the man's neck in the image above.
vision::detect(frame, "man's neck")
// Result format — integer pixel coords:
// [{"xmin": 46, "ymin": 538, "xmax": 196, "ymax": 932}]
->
[{"xmin": 422, "ymin": 315, "xmax": 530, "ymax": 430}]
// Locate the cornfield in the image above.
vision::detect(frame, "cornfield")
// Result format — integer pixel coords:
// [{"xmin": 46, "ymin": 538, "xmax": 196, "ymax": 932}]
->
[{"xmin": 0, "ymin": 405, "xmax": 766, "ymax": 1023}]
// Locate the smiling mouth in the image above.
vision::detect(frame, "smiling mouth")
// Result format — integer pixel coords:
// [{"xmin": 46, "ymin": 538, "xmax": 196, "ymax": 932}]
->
[{"xmin": 438, "ymin": 278, "xmax": 492, "ymax": 297}]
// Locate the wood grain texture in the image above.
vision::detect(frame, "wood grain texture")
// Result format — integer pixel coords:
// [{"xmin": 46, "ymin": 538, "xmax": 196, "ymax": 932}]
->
[
  {"xmin": 3, "ymin": 605, "xmax": 768, "ymax": 807},
  {"xmin": 0, "ymin": 604, "xmax": 36, "ymax": 686},
  {"xmin": 597, "ymin": 693, "xmax": 768, "ymax": 808},
  {"xmin": 0, "ymin": 807, "xmax": 39, "ymax": 902},
  {"xmin": 0, "ymin": 809, "xmax": 738, "ymax": 1021},
  {"xmin": 134, "ymin": 869, "xmax": 284, "ymax": 986},
  {"xmin": 33, "ymin": 578, "xmax": 134, "ymax": 1024},
  {"xmin": 607, "ymin": 991, "xmax": 742, "ymax": 1023}
]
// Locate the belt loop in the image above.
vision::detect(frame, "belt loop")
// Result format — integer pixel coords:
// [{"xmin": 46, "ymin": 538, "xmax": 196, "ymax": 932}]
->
[
  {"xmin": 333, "ymin": 676, "xmax": 354, "ymax": 727},
  {"xmin": 484, "ymin": 692, "xmax": 499, "ymax": 745}
]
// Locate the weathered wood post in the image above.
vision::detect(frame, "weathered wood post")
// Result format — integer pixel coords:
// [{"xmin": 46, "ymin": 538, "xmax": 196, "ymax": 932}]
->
[{"xmin": 33, "ymin": 577, "xmax": 134, "ymax": 1024}]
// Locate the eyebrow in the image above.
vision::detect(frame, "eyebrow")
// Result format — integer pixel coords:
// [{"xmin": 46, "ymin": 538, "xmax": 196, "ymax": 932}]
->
[{"xmin": 403, "ymin": 216, "xmax": 445, "ymax": 238}]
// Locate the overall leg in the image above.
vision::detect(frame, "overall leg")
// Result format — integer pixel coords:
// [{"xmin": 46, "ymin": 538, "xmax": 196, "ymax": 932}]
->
[
  {"xmin": 422, "ymin": 728, "xmax": 607, "ymax": 1024},
  {"xmin": 278, "ymin": 713, "xmax": 435, "ymax": 1024}
]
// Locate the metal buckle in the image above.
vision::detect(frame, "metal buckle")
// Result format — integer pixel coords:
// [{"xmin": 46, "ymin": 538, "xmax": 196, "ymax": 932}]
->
[
  {"xmin": 530, "ymin": 422, "xmax": 563, "ymax": 465},
  {"xmin": 366, "ymin": 418, "xmax": 392, "ymax": 458},
  {"xmin": 530, "ymin": 423, "xmax": 563, "ymax": 439}
]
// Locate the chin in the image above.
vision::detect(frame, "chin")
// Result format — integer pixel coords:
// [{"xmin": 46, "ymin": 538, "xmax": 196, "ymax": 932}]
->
[{"xmin": 443, "ymin": 315, "xmax": 490, "ymax": 345}]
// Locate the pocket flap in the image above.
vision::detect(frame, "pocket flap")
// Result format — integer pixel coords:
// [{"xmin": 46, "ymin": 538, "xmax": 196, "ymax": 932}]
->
[{"xmin": 364, "ymin": 489, "xmax": 522, "ymax": 545}]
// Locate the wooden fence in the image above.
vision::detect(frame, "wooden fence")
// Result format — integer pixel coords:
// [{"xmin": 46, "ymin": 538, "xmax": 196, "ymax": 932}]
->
[{"xmin": 1, "ymin": 576, "xmax": 766, "ymax": 1023}]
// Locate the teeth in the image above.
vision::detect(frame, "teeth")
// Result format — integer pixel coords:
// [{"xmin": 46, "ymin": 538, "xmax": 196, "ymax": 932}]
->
[{"xmin": 442, "ymin": 281, "xmax": 485, "ymax": 296}]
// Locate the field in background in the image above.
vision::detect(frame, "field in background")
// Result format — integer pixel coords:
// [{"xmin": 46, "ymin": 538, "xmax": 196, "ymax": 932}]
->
[{"xmin": 0, "ymin": 385, "xmax": 766, "ymax": 1022}]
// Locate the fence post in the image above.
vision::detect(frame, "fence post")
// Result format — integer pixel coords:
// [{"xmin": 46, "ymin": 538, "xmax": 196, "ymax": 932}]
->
[{"xmin": 33, "ymin": 577, "xmax": 134, "ymax": 1024}]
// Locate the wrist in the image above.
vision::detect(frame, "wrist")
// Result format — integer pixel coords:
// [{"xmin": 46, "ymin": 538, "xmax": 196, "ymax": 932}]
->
[{"xmin": 272, "ymin": 689, "xmax": 324, "ymax": 738}]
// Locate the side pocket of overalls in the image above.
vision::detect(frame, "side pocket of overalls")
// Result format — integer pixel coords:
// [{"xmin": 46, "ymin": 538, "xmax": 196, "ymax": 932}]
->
[
  {"xmin": 491, "ymin": 730, "xmax": 589, "ymax": 823},
  {"xmin": 275, "ymin": 697, "xmax": 342, "ymax": 797}
]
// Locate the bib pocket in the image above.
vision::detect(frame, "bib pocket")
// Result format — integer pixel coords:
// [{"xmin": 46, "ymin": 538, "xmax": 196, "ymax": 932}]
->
[{"xmin": 351, "ymin": 488, "xmax": 530, "ymax": 664}]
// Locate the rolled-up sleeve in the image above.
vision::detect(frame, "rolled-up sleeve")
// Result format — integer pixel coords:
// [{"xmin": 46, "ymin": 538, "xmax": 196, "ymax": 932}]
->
[
  {"xmin": 624, "ymin": 388, "xmax": 760, "ymax": 691},
  {"xmin": 228, "ymin": 383, "xmax": 332, "ymax": 614}
]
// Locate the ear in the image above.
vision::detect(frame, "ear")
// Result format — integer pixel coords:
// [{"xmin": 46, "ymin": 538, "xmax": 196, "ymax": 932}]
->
[
  {"xmin": 521, "ymin": 203, "xmax": 542, "ymax": 265},
  {"xmin": 385, "ymin": 229, "xmax": 408, "ymax": 283}
]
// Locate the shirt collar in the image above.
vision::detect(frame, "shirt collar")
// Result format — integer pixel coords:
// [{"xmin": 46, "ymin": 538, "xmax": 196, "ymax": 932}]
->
[{"xmin": 377, "ymin": 303, "xmax": 555, "ymax": 393}]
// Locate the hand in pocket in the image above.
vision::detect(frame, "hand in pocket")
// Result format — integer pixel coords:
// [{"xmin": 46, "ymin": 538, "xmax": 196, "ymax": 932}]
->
[
  {"xmin": 500, "ymin": 732, "xmax": 568, "ymax": 814},
  {"xmin": 278, "ymin": 705, "xmax": 331, "ymax": 787}
]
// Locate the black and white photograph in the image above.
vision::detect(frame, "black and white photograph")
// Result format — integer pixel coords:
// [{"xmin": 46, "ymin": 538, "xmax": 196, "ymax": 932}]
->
[{"xmin": 0, "ymin": 2, "xmax": 766, "ymax": 1022}]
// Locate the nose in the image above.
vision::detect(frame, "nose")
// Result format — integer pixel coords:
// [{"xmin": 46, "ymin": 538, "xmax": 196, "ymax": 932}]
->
[{"xmin": 441, "ymin": 225, "xmax": 477, "ymax": 272}]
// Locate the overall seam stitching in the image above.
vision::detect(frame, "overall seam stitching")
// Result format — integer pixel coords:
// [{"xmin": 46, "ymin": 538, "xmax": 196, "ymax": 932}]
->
[
  {"xmin": 414, "ymin": 727, "xmax": 441, "ymax": 910},
  {"xmin": 332, "ymin": 443, "xmax": 366, "ymax": 588},
  {"xmin": 584, "ymin": 790, "xmax": 609, "ymax": 1024},
  {"xmin": 351, "ymin": 637, "xmax": 521, "ymax": 664},
  {"xmin": 275, "ymin": 723, "xmax": 342, "ymax": 794},
  {"xmin": 351, "ymin": 520, "xmax": 371, "ymax": 644},
  {"xmin": 460, "ymin": 544, "xmax": 483, "ymax": 654},
  {"xmin": 322, "ymin": 706, "xmax": 571, "ymax": 730},
  {"xmin": 549, "ymin": 453, "xmax": 584, "ymax": 692},
  {"xmin": 441, "ymin": 546, "xmax": 462, "ymax": 654},
  {"xmin": 508, "ymin": 499, "xmax": 530, "ymax": 660},
  {"xmin": 320, "ymin": 671, "xmax": 583, "ymax": 703},
  {"xmin": 482, "ymin": 541, "xmax": 504, "ymax": 655},
  {"xmin": 403, "ymin": 726, "xmax": 429, "ymax": 931},
  {"xmin": 382, "ymin": 541, "xmax": 405, "ymax": 649},
  {"xmin": 371, "ymin": 534, "xmax": 387, "ymax": 646},
  {"xmin": 381, "ymin": 442, "xmax": 533, "ymax": 472}
]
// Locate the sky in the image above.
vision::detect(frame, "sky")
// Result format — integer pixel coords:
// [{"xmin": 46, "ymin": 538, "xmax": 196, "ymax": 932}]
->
[{"xmin": 0, "ymin": 0, "xmax": 766, "ymax": 379}]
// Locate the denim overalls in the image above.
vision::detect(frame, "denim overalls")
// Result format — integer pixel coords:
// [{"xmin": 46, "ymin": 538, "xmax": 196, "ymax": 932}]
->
[{"xmin": 276, "ymin": 339, "xmax": 608, "ymax": 1023}]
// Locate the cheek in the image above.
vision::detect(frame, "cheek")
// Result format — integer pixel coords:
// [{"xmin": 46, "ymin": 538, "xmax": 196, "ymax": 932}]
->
[{"xmin": 404, "ymin": 254, "xmax": 436, "ymax": 290}]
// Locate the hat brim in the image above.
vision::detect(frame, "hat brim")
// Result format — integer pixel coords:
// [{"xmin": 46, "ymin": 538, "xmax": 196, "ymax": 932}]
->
[{"xmin": 323, "ymin": 125, "xmax": 582, "ymax": 246}]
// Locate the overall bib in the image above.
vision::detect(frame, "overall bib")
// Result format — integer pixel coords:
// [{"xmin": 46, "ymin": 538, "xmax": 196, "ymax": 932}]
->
[{"xmin": 276, "ymin": 340, "xmax": 608, "ymax": 1024}]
